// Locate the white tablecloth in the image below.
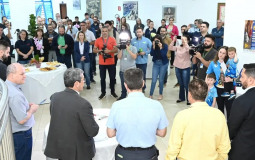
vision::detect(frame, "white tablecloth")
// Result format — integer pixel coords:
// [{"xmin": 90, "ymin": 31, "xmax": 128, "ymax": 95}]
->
[
  {"xmin": 43, "ymin": 108, "xmax": 118, "ymax": 160},
  {"xmin": 21, "ymin": 63, "xmax": 67, "ymax": 104}
]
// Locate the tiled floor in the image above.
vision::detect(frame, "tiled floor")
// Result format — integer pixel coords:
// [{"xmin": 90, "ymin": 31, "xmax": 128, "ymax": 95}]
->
[{"xmin": 31, "ymin": 66, "xmax": 189, "ymax": 160}]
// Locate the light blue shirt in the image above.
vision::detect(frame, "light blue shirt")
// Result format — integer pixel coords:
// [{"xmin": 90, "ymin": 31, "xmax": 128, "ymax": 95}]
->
[
  {"xmin": 225, "ymin": 58, "xmax": 239, "ymax": 78},
  {"xmin": 206, "ymin": 61, "xmax": 222, "ymax": 85},
  {"xmin": 5, "ymin": 80, "xmax": 35, "ymax": 133},
  {"xmin": 107, "ymin": 92, "xmax": 168, "ymax": 148},
  {"xmin": 131, "ymin": 36, "xmax": 152, "ymax": 64},
  {"xmin": 206, "ymin": 86, "xmax": 218, "ymax": 106}
]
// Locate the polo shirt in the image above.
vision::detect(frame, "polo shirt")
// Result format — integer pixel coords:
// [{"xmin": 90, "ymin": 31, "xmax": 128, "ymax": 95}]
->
[
  {"xmin": 15, "ymin": 39, "xmax": 33, "ymax": 61},
  {"xmin": 107, "ymin": 92, "xmax": 169, "ymax": 148},
  {"xmin": 5, "ymin": 80, "xmax": 35, "ymax": 133},
  {"xmin": 94, "ymin": 37, "xmax": 116, "ymax": 65}
]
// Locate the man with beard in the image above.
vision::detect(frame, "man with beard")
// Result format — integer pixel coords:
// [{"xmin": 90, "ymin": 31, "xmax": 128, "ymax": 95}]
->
[
  {"xmin": 0, "ymin": 40, "xmax": 10, "ymax": 81},
  {"xmin": 227, "ymin": 63, "xmax": 255, "ymax": 160},
  {"xmin": 52, "ymin": 25, "xmax": 74, "ymax": 68},
  {"xmin": 160, "ymin": 27, "xmax": 172, "ymax": 86},
  {"xmin": 192, "ymin": 34, "xmax": 217, "ymax": 80},
  {"xmin": 131, "ymin": 27, "xmax": 152, "ymax": 93},
  {"xmin": 45, "ymin": 24, "xmax": 58, "ymax": 62},
  {"xmin": 91, "ymin": 16, "xmax": 99, "ymax": 38}
]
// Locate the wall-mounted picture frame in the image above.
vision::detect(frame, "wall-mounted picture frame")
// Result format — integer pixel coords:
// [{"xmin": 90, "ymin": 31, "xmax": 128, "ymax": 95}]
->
[
  {"xmin": 217, "ymin": 3, "xmax": 225, "ymax": 22},
  {"xmin": 123, "ymin": 1, "xmax": 138, "ymax": 20},
  {"xmin": 73, "ymin": 0, "xmax": 81, "ymax": 10},
  {"xmin": 162, "ymin": 6, "xmax": 176, "ymax": 22},
  {"xmin": 86, "ymin": 0, "xmax": 102, "ymax": 19}
]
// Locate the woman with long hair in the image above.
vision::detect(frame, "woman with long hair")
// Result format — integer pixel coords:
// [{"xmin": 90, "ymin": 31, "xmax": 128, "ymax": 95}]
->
[
  {"xmin": 206, "ymin": 46, "xmax": 233, "ymax": 119},
  {"xmin": 133, "ymin": 18, "xmax": 144, "ymax": 35},
  {"xmin": 32, "ymin": 28, "xmax": 50, "ymax": 62},
  {"xmin": 119, "ymin": 17, "xmax": 130, "ymax": 32},
  {"xmin": 74, "ymin": 31, "xmax": 91, "ymax": 89},
  {"xmin": 149, "ymin": 34, "xmax": 169, "ymax": 100},
  {"xmin": 169, "ymin": 35, "xmax": 191, "ymax": 105}
]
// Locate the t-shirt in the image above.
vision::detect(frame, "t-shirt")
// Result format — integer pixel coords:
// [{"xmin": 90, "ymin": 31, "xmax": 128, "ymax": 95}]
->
[
  {"xmin": 197, "ymin": 48, "xmax": 217, "ymax": 80},
  {"xmin": 206, "ymin": 61, "xmax": 227, "ymax": 85},
  {"xmin": 225, "ymin": 58, "xmax": 239, "ymax": 78},
  {"xmin": 205, "ymin": 86, "xmax": 218, "ymax": 106},
  {"xmin": 57, "ymin": 36, "xmax": 66, "ymax": 54},
  {"xmin": 94, "ymin": 37, "xmax": 116, "ymax": 65},
  {"xmin": 119, "ymin": 45, "xmax": 137, "ymax": 72},
  {"xmin": 15, "ymin": 39, "xmax": 33, "ymax": 61}
]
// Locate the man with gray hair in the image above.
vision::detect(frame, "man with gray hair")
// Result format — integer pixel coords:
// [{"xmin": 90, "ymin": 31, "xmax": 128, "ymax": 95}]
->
[
  {"xmin": 0, "ymin": 40, "xmax": 10, "ymax": 80},
  {"xmin": 212, "ymin": 19, "xmax": 224, "ymax": 49},
  {"xmin": 45, "ymin": 68, "xmax": 99, "ymax": 160},
  {"xmin": 228, "ymin": 63, "xmax": 255, "ymax": 160},
  {"xmin": 5, "ymin": 63, "xmax": 39, "ymax": 160}
]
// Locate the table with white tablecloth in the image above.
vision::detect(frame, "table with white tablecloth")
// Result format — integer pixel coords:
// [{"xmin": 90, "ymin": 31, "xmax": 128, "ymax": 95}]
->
[
  {"xmin": 43, "ymin": 108, "xmax": 118, "ymax": 160},
  {"xmin": 21, "ymin": 63, "xmax": 67, "ymax": 104}
]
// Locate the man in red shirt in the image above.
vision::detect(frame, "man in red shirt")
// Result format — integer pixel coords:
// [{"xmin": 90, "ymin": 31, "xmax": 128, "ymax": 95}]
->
[{"xmin": 93, "ymin": 26, "xmax": 118, "ymax": 99}]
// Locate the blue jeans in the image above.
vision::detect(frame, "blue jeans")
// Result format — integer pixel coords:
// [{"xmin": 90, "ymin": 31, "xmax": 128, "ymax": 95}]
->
[
  {"xmin": 175, "ymin": 67, "xmax": 191, "ymax": 101},
  {"xmin": 13, "ymin": 128, "xmax": 33, "ymax": 160},
  {"xmin": 150, "ymin": 60, "xmax": 168, "ymax": 96},
  {"xmin": 136, "ymin": 63, "xmax": 147, "ymax": 91},
  {"xmin": 18, "ymin": 60, "xmax": 30, "ymax": 64},
  {"xmin": 119, "ymin": 71, "xmax": 127, "ymax": 98},
  {"xmin": 57, "ymin": 54, "xmax": 72, "ymax": 68},
  {"xmin": 89, "ymin": 53, "xmax": 95, "ymax": 81},
  {"xmin": 76, "ymin": 62, "xmax": 90, "ymax": 86}
]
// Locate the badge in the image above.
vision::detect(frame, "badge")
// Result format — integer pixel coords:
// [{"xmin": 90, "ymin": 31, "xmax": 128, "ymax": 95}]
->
[
  {"xmin": 200, "ymin": 63, "xmax": 203, "ymax": 68},
  {"xmin": 124, "ymin": 57, "xmax": 127, "ymax": 61}
]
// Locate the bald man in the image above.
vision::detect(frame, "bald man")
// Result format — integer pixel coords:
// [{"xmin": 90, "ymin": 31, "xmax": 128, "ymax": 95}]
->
[{"xmin": 5, "ymin": 63, "xmax": 39, "ymax": 160}]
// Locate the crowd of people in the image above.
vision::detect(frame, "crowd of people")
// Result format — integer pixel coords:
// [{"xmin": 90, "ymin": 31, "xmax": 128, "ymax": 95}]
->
[{"xmin": 0, "ymin": 12, "xmax": 255, "ymax": 160}]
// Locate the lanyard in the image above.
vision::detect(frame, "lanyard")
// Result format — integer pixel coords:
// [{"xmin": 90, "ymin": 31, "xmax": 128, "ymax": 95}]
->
[
  {"xmin": 102, "ymin": 37, "xmax": 109, "ymax": 47},
  {"xmin": 202, "ymin": 48, "xmax": 212, "ymax": 59}
]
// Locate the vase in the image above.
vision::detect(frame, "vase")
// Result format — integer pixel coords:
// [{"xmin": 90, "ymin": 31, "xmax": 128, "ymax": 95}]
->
[{"xmin": 36, "ymin": 63, "xmax": 41, "ymax": 68}]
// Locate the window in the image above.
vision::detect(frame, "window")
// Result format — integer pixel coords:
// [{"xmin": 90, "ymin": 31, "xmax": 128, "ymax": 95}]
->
[
  {"xmin": 0, "ymin": 0, "xmax": 10, "ymax": 21},
  {"xmin": 35, "ymin": 0, "xmax": 53, "ymax": 24}
]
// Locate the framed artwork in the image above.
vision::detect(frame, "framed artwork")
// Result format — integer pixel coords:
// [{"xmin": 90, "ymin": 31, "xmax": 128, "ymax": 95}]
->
[
  {"xmin": 243, "ymin": 20, "xmax": 255, "ymax": 50},
  {"xmin": 86, "ymin": 0, "xmax": 102, "ymax": 19},
  {"xmin": 73, "ymin": 0, "xmax": 81, "ymax": 10},
  {"xmin": 162, "ymin": 6, "xmax": 176, "ymax": 22},
  {"xmin": 123, "ymin": 1, "xmax": 138, "ymax": 20},
  {"xmin": 217, "ymin": 3, "xmax": 225, "ymax": 22}
]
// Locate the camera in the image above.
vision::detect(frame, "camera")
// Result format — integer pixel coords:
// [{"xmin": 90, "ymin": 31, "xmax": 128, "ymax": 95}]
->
[
  {"xmin": 155, "ymin": 40, "xmax": 160, "ymax": 45},
  {"xmin": 189, "ymin": 44, "xmax": 204, "ymax": 56},
  {"xmin": 119, "ymin": 40, "xmax": 131, "ymax": 50},
  {"xmin": 118, "ymin": 32, "xmax": 130, "ymax": 50},
  {"xmin": 100, "ymin": 45, "xmax": 112, "ymax": 62}
]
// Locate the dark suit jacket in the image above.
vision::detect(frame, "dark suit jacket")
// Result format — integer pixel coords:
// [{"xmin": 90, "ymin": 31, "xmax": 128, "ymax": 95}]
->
[
  {"xmin": 52, "ymin": 34, "xmax": 74, "ymax": 56},
  {"xmin": 0, "ymin": 60, "xmax": 7, "ymax": 81},
  {"xmin": 228, "ymin": 87, "xmax": 255, "ymax": 160},
  {"xmin": 74, "ymin": 41, "xmax": 90, "ymax": 63},
  {"xmin": 44, "ymin": 88, "xmax": 99, "ymax": 160}
]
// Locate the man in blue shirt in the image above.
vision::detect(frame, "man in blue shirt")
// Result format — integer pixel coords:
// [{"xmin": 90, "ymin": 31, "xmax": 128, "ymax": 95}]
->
[
  {"xmin": 131, "ymin": 28, "xmax": 152, "ymax": 93},
  {"xmin": 107, "ymin": 68, "xmax": 168, "ymax": 160},
  {"xmin": 6, "ymin": 63, "xmax": 39, "ymax": 160},
  {"xmin": 211, "ymin": 20, "xmax": 224, "ymax": 50}
]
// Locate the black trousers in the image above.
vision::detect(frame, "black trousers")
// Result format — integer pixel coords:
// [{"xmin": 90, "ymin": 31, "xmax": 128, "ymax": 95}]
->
[
  {"xmin": 170, "ymin": 51, "xmax": 175, "ymax": 66},
  {"xmin": 114, "ymin": 55, "xmax": 118, "ymax": 84},
  {"xmin": 99, "ymin": 64, "xmax": 116, "ymax": 94},
  {"xmin": 115, "ymin": 145, "xmax": 158, "ymax": 160},
  {"xmin": 216, "ymin": 82, "xmax": 235, "ymax": 119},
  {"xmin": 89, "ymin": 53, "xmax": 95, "ymax": 81}
]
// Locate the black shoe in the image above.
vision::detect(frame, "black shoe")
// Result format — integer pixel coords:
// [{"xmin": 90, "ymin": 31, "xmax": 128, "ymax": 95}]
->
[
  {"xmin": 176, "ymin": 99, "xmax": 184, "ymax": 103},
  {"xmin": 98, "ymin": 93, "xmax": 106, "ymax": 100},
  {"xmin": 111, "ymin": 92, "xmax": 118, "ymax": 99},
  {"xmin": 91, "ymin": 79, "xmax": 96, "ymax": 84},
  {"xmin": 87, "ymin": 86, "xmax": 91, "ymax": 89},
  {"xmin": 187, "ymin": 102, "xmax": 191, "ymax": 105}
]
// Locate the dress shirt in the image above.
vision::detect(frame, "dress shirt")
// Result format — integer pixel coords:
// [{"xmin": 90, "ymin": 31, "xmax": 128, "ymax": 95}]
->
[
  {"xmin": 165, "ymin": 102, "xmax": 230, "ymax": 160},
  {"xmin": 107, "ymin": 92, "xmax": 168, "ymax": 148},
  {"xmin": 131, "ymin": 36, "xmax": 152, "ymax": 64},
  {"xmin": 79, "ymin": 42, "xmax": 84, "ymax": 55}
]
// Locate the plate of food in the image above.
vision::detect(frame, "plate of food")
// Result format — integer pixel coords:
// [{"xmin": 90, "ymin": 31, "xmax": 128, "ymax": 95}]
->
[
  {"xmin": 25, "ymin": 68, "xmax": 30, "ymax": 72},
  {"xmin": 46, "ymin": 61, "xmax": 61, "ymax": 67},
  {"xmin": 39, "ymin": 66, "xmax": 57, "ymax": 72}
]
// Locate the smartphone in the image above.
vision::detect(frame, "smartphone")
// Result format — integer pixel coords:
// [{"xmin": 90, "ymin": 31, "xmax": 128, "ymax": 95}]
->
[{"xmin": 177, "ymin": 36, "xmax": 182, "ymax": 39}]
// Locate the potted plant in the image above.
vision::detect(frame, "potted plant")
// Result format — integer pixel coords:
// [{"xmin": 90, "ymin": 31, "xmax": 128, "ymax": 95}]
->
[
  {"xmin": 28, "ymin": 14, "xmax": 37, "ymax": 38},
  {"xmin": 30, "ymin": 54, "xmax": 44, "ymax": 68}
]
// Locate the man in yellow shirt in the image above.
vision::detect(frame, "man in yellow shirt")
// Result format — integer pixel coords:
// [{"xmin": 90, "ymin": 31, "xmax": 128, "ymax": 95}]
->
[{"xmin": 165, "ymin": 79, "xmax": 231, "ymax": 160}]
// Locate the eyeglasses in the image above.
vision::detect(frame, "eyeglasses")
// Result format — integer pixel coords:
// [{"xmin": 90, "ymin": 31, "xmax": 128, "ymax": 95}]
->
[{"xmin": 80, "ymin": 25, "xmax": 85, "ymax": 26}]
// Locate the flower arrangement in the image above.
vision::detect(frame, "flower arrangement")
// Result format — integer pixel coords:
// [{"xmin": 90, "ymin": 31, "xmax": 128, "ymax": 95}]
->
[
  {"xmin": 33, "ymin": 37, "xmax": 43, "ymax": 50},
  {"xmin": 30, "ymin": 54, "xmax": 44, "ymax": 68}
]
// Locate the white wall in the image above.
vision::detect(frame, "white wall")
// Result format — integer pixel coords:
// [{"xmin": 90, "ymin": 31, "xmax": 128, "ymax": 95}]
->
[{"xmin": 224, "ymin": 0, "xmax": 255, "ymax": 70}]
